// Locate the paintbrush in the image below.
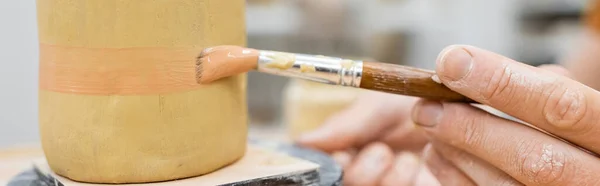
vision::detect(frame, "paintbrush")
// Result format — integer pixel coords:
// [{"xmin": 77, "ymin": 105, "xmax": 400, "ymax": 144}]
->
[
  {"xmin": 195, "ymin": 46, "xmax": 600, "ymax": 157},
  {"xmin": 196, "ymin": 45, "xmax": 473, "ymax": 102}
]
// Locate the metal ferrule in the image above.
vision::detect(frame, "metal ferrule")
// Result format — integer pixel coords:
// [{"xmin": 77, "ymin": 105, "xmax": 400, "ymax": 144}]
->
[{"xmin": 257, "ymin": 51, "xmax": 363, "ymax": 87}]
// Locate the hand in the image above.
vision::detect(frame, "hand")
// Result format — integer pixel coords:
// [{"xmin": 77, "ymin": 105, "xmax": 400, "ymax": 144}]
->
[
  {"xmin": 297, "ymin": 91, "xmax": 425, "ymax": 152},
  {"xmin": 414, "ymin": 45, "xmax": 600, "ymax": 185},
  {"xmin": 296, "ymin": 91, "xmax": 439, "ymax": 185}
]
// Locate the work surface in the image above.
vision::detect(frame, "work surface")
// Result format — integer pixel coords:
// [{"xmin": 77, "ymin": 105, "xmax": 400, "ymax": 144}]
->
[
  {"xmin": 1, "ymin": 144, "xmax": 325, "ymax": 186},
  {"xmin": 0, "ymin": 126, "xmax": 340, "ymax": 185},
  {"xmin": 4, "ymin": 145, "xmax": 321, "ymax": 186}
]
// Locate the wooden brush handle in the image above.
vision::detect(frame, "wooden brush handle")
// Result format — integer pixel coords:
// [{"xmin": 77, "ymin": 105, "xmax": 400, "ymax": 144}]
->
[{"xmin": 360, "ymin": 61, "xmax": 474, "ymax": 102}]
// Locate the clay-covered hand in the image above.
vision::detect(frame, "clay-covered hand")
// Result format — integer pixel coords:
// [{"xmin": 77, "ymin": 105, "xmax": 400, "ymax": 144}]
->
[
  {"xmin": 296, "ymin": 91, "xmax": 438, "ymax": 185},
  {"xmin": 416, "ymin": 45, "xmax": 600, "ymax": 185}
]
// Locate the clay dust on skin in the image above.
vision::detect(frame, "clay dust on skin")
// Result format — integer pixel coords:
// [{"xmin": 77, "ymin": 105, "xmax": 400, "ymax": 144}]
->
[{"xmin": 524, "ymin": 144, "xmax": 566, "ymax": 184}]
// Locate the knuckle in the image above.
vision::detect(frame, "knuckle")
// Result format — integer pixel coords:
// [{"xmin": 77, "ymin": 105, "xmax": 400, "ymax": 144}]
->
[
  {"xmin": 453, "ymin": 112, "xmax": 487, "ymax": 148},
  {"xmin": 439, "ymin": 105, "xmax": 489, "ymax": 149},
  {"xmin": 482, "ymin": 64, "xmax": 516, "ymax": 105},
  {"xmin": 518, "ymin": 143, "xmax": 576, "ymax": 185},
  {"xmin": 542, "ymin": 84, "xmax": 588, "ymax": 130}
]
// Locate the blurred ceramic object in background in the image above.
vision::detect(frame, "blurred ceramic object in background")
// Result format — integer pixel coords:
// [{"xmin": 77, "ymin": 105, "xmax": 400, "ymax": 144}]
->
[{"xmin": 281, "ymin": 53, "xmax": 372, "ymax": 140}]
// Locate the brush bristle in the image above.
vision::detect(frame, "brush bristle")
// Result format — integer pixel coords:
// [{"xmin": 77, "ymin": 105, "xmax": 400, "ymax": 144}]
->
[
  {"xmin": 195, "ymin": 53, "xmax": 204, "ymax": 84},
  {"xmin": 195, "ymin": 47, "xmax": 213, "ymax": 84},
  {"xmin": 194, "ymin": 45, "xmax": 260, "ymax": 84}
]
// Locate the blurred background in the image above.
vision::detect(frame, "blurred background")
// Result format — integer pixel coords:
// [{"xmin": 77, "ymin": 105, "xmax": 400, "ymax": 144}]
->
[{"xmin": 0, "ymin": 0, "xmax": 592, "ymax": 147}]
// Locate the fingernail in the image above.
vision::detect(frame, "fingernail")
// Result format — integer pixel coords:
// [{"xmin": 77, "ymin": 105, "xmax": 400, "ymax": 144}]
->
[
  {"xmin": 363, "ymin": 145, "xmax": 389, "ymax": 170},
  {"xmin": 381, "ymin": 152, "xmax": 421, "ymax": 186},
  {"xmin": 332, "ymin": 151, "xmax": 353, "ymax": 168},
  {"xmin": 414, "ymin": 165, "xmax": 442, "ymax": 186},
  {"xmin": 422, "ymin": 143, "xmax": 433, "ymax": 156},
  {"xmin": 437, "ymin": 46, "xmax": 473, "ymax": 81},
  {"xmin": 413, "ymin": 101, "xmax": 443, "ymax": 127},
  {"xmin": 348, "ymin": 143, "xmax": 394, "ymax": 186}
]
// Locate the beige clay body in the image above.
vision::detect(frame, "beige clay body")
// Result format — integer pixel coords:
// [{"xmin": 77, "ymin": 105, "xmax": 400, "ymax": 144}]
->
[{"xmin": 37, "ymin": 0, "xmax": 248, "ymax": 183}]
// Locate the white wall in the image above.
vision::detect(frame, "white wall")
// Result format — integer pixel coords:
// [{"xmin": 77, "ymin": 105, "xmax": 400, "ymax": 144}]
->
[
  {"xmin": 0, "ymin": 0, "xmax": 40, "ymax": 147},
  {"xmin": 363, "ymin": 0, "xmax": 519, "ymax": 69}
]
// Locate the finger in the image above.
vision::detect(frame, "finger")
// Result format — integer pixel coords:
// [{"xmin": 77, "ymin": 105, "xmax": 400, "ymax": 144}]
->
[
  {"xmin": 380, "ymin": 120, "xmax": 429, "ymax": 152},
  {"xmin": 423, "ymin": 144, "xmax": 476, "ymax": 186},
  {"xmin": 380, "ymin": 152, "xmax": 421, "ymax": 186},
  {"xmin": 413, "ymin": 165, "xmax": 442, "ymax": 186},
  {"xmin": 297, "ymin": 91, "xmax": 417, "ymax": 152},
  {"xmin": 473, "ymin": 63, "xmax": 571, "ymax": 128},
  {"xmin": 413, "ymin": 100, "xmax": 600, "ymax": 185},
  {"xmin": 345, "ymin": 142, "xmax": 395, "ymax": 186},
  {"xmin": 432, "ymin": 141, "xmax": 523, "ymax": 186},
  {"xmin": 435, "ymin": 45, "xmax": 600, "ymax": 153},
  {"xmin": 332, "ymin": 151, "xmax": 354, "ymax": 172}
]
